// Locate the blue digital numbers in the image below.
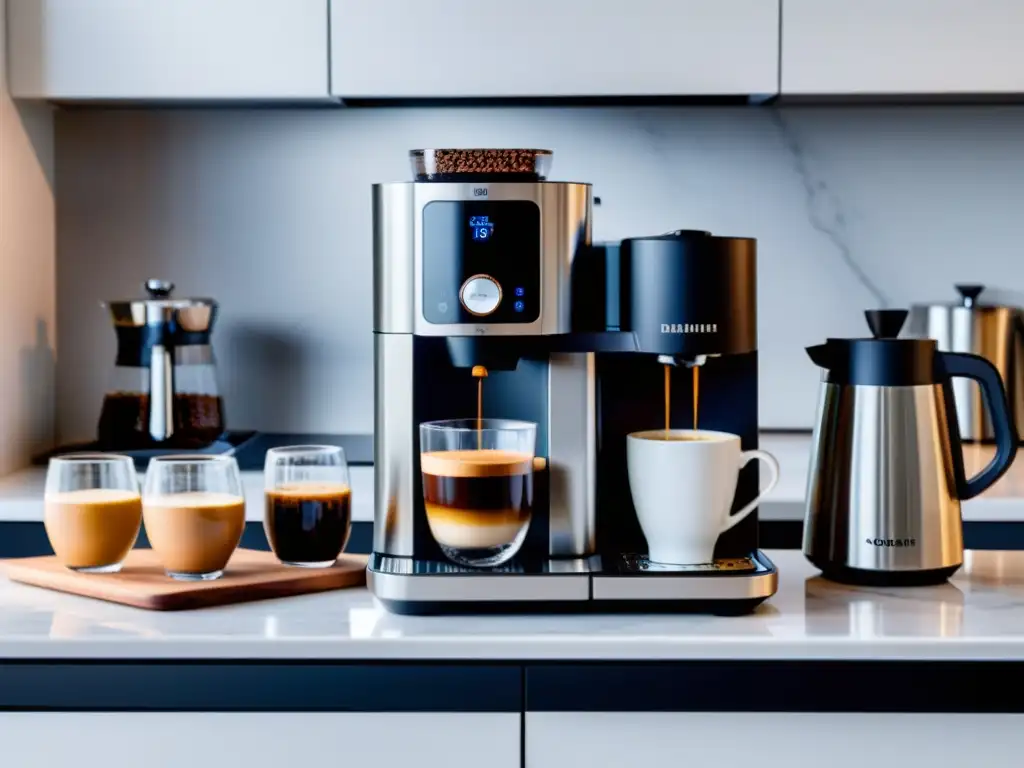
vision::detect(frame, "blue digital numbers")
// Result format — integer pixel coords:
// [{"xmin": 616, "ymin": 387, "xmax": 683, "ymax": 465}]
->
[
  {"xmin": 514, "ymin": 287, "xmax": 525, "ymax": 297},
  {"xmin": 514, "ymin": 300, "xmax": 525, "ymax": 312},
  {"xmin": 469, "ymin": 215, "xmax": 495, "ymax": 242}
]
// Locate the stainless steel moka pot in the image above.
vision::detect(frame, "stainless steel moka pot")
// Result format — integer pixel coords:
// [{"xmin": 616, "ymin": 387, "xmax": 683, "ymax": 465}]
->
[
  {"xmin": 906, "ymin": 284, "xmax": 1024, "ymax": 442},
  {"xmin": 803, "ymin": 309, "xmax": 1018, "ymax": 586}
]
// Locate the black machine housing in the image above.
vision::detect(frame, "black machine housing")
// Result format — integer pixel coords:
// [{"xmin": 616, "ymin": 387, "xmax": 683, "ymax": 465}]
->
[{"xmin": 586, "ymin": 230, "xmax": 760, "ymax": 560}]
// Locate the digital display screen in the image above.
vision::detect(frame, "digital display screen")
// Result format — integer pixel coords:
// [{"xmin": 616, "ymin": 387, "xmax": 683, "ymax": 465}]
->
[
  {"xmin": 422, "ymin": 201, "xmax": 541, "ymax": 325},
  {"xmin": 469, "ymin": 215, "xmax": 494, "ymax": 242}
]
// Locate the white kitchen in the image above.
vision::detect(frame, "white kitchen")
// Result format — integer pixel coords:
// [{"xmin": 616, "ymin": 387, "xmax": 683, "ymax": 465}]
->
[{"xmin": 4, "ymin": 2, "xmax": 1024, "ymax": 767}]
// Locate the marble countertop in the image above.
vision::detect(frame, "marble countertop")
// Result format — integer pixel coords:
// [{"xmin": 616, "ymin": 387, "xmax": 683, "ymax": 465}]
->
[
  {"xmin": 3, "ymin": 549, "xmax": 1024, "ymax": 661},
  {"xmin": 2, "ymin": 434, "xmax": 1023, "ymax": 523}
]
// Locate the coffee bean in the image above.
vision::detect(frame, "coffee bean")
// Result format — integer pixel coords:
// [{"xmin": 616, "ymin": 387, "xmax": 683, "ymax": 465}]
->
[{"xmin": 416, "ymin": 149, "xmax": 551, "ymax": 180}]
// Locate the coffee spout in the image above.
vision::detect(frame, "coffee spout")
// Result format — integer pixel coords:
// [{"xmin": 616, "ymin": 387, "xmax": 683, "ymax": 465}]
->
[
  {"xmin": 657, "ymin": 354, "xmax": 711, "ymax": 368},
  {"xmin": 806, "ymin": 344, "xmax": 832, "ymax": 370}
]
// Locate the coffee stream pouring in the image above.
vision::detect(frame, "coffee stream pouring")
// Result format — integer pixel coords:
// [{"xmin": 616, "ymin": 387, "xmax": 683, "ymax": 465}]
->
[
  {"xmin": 659, "ymin": 355, "xmax": 711, "ymax": 435},
  {"xmin": 803, "ymin": 309, "xmax": 1019, "ymax": 586}
]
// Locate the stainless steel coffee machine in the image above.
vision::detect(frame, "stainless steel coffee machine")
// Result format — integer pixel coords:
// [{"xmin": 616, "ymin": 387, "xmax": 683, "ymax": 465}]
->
[{"xmin": 368, "ymin": 148, "xmax": 777, "ymax": 614}]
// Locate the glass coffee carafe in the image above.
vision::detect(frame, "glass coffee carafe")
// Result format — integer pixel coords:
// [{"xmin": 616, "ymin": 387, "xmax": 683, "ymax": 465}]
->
[{"xmin": 98, "ymin": 280, "xmax": 225, "ymax": 449}]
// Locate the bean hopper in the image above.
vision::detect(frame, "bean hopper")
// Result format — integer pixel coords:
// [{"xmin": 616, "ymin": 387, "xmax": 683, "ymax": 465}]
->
[{"xmin": 98, "ymin": 280, "xmax": 224, "ymax": 449}]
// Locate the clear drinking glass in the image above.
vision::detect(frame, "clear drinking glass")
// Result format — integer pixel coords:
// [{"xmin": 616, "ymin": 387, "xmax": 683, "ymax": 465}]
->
[
  {"xmin": 142, "ymin": 455, "xmax": 245, "ymax": 581},
  {"xmin": 44, "ymin": 453, "xmax": 142, "ymax": 573},
  {"xmin": 419, "ymin": 418, "xmax": 537, "ymax": 567},
  {"xmin": 263, "ymin": 445, "xmax": 352, "ymax": 568}
]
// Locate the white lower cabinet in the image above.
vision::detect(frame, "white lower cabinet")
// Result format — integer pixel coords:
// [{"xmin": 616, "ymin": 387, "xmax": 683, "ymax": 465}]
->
[
  {"xmin": 526, "ymin": 712, "xmax": 1024, "ymax": 767},
  {"xmin": 0, "ymin": 712, "xmax": 520, "ymax": 768}
]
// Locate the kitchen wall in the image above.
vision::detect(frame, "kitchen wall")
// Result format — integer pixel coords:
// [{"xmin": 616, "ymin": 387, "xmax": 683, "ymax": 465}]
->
[
  {"xmin": 0, "ymin": 0, "xmax": 57, "ymax": 472},
  {"xmin": 53, "ymin": 105, "xmax": 1024, "ymax": 443}
]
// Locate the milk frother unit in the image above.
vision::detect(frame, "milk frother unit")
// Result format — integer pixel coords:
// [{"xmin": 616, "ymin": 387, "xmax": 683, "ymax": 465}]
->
[{"xmin": 368, "ymin": 149, "xmax": 777, "ymax": 614}]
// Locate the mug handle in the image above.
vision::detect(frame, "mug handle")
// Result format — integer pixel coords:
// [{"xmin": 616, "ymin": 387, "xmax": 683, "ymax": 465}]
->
[{"xmin": 721, "ymin": 449, "xmax": 781, "ymax": 532}]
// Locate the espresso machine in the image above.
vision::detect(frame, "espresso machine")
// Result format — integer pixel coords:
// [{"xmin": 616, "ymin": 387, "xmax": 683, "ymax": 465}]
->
[{"xmin": 368, "ymin": 149, "xmax": 777, "ymax": 614}]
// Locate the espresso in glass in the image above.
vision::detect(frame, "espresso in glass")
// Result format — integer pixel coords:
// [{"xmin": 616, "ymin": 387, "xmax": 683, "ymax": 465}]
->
[
  {"xmin": 263, "ymin": 446, "xmax": 351, "ymax": 568},
  {"xmin": 420, "ymin": 419, "xmax": 537, "ymax": 568}
]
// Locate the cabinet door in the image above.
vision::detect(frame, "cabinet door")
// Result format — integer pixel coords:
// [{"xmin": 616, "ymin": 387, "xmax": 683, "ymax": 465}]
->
[
  {"xmin": 7, "ymin": 0, "xmax": 329, "ymax": 99},
  {"xmin": 527, "ymin": 712, "xmax": 1024, "ymax": 767},
  {"xmin": 330, "ymin": 0, "xmax": 779, "ymax": 98},
  {"xmin": 782, "ymin": 0, "xmax": 1024, "ymax": 95},
  {"xmin": 0, "ymin": 712, "xmax": 520, "ymax": 768}
]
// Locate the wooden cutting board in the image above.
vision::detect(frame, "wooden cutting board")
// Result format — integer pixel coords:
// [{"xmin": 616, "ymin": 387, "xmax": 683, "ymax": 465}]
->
[{"xmin": 1, "ymin": 549, "xmax": 367, "ymax": 611}]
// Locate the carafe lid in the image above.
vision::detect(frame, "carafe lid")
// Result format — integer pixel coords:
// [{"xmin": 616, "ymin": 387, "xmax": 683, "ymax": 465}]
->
[
  {"xmin": 807, "ymin": 309, "xmax": 939, "ymax": 386},
  {"xmin": 911, "ymin": 283, "xmax": 1020, "ymax": 311},
  {"xmin": 621, "ymin": 229, "xmax": 755, "ymax": 245},
  {"xmin": 104, "ymin": 280, "xmax": 217, "ymax": 331}
]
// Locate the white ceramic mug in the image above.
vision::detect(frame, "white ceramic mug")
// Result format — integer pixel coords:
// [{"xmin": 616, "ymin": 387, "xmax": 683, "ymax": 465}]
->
[{"xmin": 626, "ymin": 429, "xmax": 781, "ymax": 565}]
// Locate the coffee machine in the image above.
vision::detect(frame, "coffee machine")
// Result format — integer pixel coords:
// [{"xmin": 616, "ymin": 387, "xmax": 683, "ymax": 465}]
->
[{"xmin": 368, "ymin": 149, "xmax": 777, "ymax": 614}]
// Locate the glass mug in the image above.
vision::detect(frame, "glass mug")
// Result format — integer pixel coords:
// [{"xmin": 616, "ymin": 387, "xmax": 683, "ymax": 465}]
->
[
  {"xmin": 419, "ymin": 419, "xmax": 536, "ymax": 568},
  {"xmin": 44, "ymin": 453, "xmax": 142, "ymax": 573},
  {"xmin": 264, "ymin": 445, "xmax": 352, "ymax": 568},
  {"xmin": 142, "ymin": 455, "xmax": 245, "ymax": 581}
]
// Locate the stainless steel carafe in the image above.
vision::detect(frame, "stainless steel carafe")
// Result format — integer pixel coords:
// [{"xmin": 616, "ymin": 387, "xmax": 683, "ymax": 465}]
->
[
  {"xmin": 803, "ymin": 309, "xmax": 1018, "ymax": 586},
  {"xmin": 906, "ymin": 284, "xmax": 1024, "ymax": 442}
]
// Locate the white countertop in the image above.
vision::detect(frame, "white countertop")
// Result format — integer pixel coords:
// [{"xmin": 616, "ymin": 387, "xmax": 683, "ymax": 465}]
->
[
  {"xmin": 3, "ymin": 435, "xmax": 1023, "ymax": 523},
  {"xmin": 3, "ymin": 549, "xmax": 1024, "ymax": 661}
]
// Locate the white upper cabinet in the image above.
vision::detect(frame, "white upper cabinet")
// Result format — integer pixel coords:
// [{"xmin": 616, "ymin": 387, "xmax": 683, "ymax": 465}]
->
[
  {"xmin": 330, "ymin": 0, "xmax": 780, "ymax": 98},
  {"xmin": 7, "ymin": 0, "xmax": 330, "ymax": 100},
  {"xmin": 782, "ymin": 0, "xmax": 1024, "ymax": 95}
]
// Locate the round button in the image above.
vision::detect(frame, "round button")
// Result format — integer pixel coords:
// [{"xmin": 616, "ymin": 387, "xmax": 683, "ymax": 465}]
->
[{"xmin": 460, "ymin": 275, "xmax": 502, "ymax": 317}]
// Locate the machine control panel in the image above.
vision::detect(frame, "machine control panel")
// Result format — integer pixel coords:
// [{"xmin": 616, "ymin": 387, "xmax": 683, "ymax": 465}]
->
[{"xmin": 422, "ymin": 200, "xmax": 541, "ymax": 324}]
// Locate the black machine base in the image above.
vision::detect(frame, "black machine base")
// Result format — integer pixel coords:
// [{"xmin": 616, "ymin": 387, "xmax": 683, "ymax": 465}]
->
[
  {"xmin": 810, "ymin": 557, "xmax": 962, "ymax": 587},
  {"xmin": 376, "ymin": 596, "xmax": 773, "ymax": 617},
  {"xmin": 368, "ymin": 551, "xmax": 778, "ymax": 616}
]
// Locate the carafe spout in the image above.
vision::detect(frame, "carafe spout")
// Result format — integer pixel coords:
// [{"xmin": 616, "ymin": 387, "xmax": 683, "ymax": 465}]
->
[{"xmin": 805, "ymin": 344, "xmax": 832, "ymax": 370}]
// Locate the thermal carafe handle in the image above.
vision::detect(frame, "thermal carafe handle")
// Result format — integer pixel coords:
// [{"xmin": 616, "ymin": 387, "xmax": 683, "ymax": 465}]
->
[{"xmin": 940, "ymin": 351, "xmax": 1018, "ymax": 499}]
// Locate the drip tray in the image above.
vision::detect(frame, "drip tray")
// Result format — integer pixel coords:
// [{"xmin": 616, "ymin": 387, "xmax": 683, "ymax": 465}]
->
[
  {"xmin": 593, "ymin": 553, "xmax": 775, "ymax": 603},
  {"xmin": 367, "ymin": 552, "xmax": 778, "ymax": 616},
  {"xmin": 616, "ymin": 554, "xmax": 760, "ymax": 573}
]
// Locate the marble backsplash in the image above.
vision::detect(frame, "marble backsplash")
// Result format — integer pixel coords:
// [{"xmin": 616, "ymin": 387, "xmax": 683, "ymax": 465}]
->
[{"xmin": 53, "ymin": 105, "xmax": 1024, "ymax": 441}]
